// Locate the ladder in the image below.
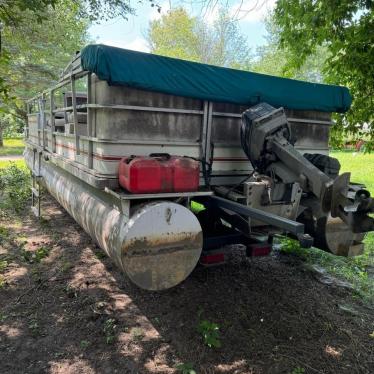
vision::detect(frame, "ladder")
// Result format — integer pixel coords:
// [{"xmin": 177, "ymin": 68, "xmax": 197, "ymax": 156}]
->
[{"xmin": 31, "ymin": 150, "xmax": 42, "ymax": 218}]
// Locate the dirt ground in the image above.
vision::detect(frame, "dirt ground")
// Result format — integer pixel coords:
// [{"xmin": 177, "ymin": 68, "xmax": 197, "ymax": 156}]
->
[{"xmin": 0, "ymin": 195, "xmax": 373, "ymax": 374}]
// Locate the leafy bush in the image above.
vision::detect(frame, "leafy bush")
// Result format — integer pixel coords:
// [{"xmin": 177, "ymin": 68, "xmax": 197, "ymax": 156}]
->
[
  {"xmin": 0, "ymin": 163, "xmax": 30, "ymax": 213},
  {"xmin": 0, "ymin": 113, "xmax": 24, "ymax": 138}
]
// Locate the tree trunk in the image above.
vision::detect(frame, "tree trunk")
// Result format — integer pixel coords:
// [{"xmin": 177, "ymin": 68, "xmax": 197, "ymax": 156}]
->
[{"xmin": 0, "ymin": 125, "xmax": 3, "ymax": 147}]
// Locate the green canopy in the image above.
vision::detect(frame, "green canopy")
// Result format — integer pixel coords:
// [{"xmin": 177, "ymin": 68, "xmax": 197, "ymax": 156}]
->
[{"xmin": 81, "ymin": 44, "xmax": 352, "ymax": 113}]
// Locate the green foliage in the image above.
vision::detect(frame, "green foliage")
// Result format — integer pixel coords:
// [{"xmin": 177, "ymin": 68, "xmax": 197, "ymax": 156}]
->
[
  {"xmin": 0, "ymin": 1, "xmax": 159, "ymax": 135},
  {"xmin": 0, "ymin": 163, "xmax": 30, "ymax": 213},
  {"xmin": 1, "ymin": 115, "xmax": 24, "ymax": 138},
  {"xmin": 279, "ymin": 234, "xmax": 374, "ymax": 304},
  {"xmin": 0, "ymin": 225, "xmax": 10, "ymax": 242},
  {"xmin": 22, "ymin": 246, "xmax": 50, "ymax": 263},
  {"xmin": 28, "ymin": 318, "xmax": 39, "ymax": 335},
  {"xmin": 0, "ymin": 1, "xmax": 90, "ymax": 137},
  {"xmin": 0, "ymin": 260, "xmax": 8, "ymax": 272},
  {"xmin": 94, "ymin": 251, "xmax": 107, "ymax": 260},
  {"xmin": 0, "ymin": 0, "xmax": 146, "ymax": 25},
  {"xmin": 147, "ymin": 7, "xmax": 251, "ymax": 69},
  {"xmin": 175, "ymin": 362, "xmax": 196, "ymax": 374},
  {"xmin": 197, "ymin": 319, "xmax": 221, "ymax": 348},
  {"xmin": 0, "ymin": 0, "xmax": 58, "ymax": 26},
  {"xmin": 252, "ymin": 16, "xmax": 328, "ymax": 83},
  {"xmin": 0, "ymin": 313, "xmax": 7, "ymax": 322},
  {"xmin": 289, "ymin": 368, "xmax": 305, "ymax": 374},
  {"xmin": 0, "ymin": 257, "xmax": 8, "ymax": 288},
  {"xmin": 274, "ymin": 0, "xmax": 374, "ymax": 147},
  {"xmin": 103, "ymin": 318, "xmax": 117, "ymax": 344},
  {"xmin": 80, "ymin": 340, "xmax": 90, "ymax": 349}
]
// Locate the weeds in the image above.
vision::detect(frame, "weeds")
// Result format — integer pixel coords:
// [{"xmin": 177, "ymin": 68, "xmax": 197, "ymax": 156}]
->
[
  {"xmin": 197, "ymin": 317, "xmax": 221, "ymax": 348},
  {"xmin": 279, "ymin": 235, "xmax": 374, "ymax": 304},
  {"xmin": 28, "ymin": 319, "xmax": 39, "ymax": 336},
  {"xmin": 0, "ymin": 226, "xmax": 10, "ymax": 243},
  {"xmin": 103, "ymin": 318, "xmax": 117, "ymax": 344},
  {"xmin": 0, "ymin": 163, "xmax": 30, "ymax": 214},
  {"xmin": 0, "ymin": 260, "xmax": 8, "ymax": 272},
  {"xmin": 0, "ymin": 259, "xmax": 8, "ymax": 288},
  {"xmin": 21, "ymin": 246, "xmax": 50, "ymax": 263},
  {"xmin": 289, "ymin": 368, "xmax": 305, "ymax": 374},
  {"xmin": 94, "ymin": 251, "xmax": 106, "ymax": 260},
  {"xmin": 80, "ymin": 340, "xmax": 90, "ymax": 349},
  {"xmin": 0, "ymin": 313, "xmax": 7, "ymax": 322}
]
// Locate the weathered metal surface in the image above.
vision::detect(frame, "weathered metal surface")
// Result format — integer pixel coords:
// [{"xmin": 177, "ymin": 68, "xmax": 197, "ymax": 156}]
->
[
  {"xmin": 120, "ymin": 204, "xmax": 203, "ymax": 290},
  {"xmin": 244, "ymin": 180, "xmax": 302, "ymax": 226},
  {"xmin": 24, "ymin": 147, "xmax": 203, "ymax": 290},
  {"xmin": 26, "ymin": 72, "xmax": 334, "ymax": 189},
  {"xmin": 91, "ymin": 77, "xmax": 203, "ymax": 142}
]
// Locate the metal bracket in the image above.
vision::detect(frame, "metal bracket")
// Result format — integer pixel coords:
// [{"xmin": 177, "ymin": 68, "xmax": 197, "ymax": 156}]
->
[{"xmin": 209, "ymin": 195, "xmax": 305, "ymax": 235}]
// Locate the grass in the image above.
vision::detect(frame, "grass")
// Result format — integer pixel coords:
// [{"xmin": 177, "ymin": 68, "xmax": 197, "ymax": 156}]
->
[
  {"xmin": 0, "ymin": 159, "xmax": 26, "ymax": 169},
  {"xmin": 281, "ymin": 236, "xmax": 374, "ymax": 303},
  {"xmin": 0, "ymin": 138, "xmax": 25, "ymax": 156},
  {"xmin": 331, "ymin": 150, "xmax": 374, "ymax": 194}
]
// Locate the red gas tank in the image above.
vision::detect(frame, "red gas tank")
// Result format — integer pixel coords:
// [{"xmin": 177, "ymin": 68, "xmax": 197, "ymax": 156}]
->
[
  {"xmin": 118, "ymin": 154, "xmax": 199, "ymax": 194},
  {"xmin": 169, "ymin": 156, "xmax": 200, "ymax": 192}
]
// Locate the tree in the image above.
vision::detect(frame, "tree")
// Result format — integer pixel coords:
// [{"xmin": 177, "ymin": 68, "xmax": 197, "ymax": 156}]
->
[
  {"xmin": 252, "ymin": 16, "xmax": 328, "ymax": 83},
  {"xmin": 146, "ymin": 7, "xmax": 252, "ymax": 69},
  {"xmin": 0, "ymin": 1, "xmax": 90, "ymax": 145},
  {"xmin": 0, "ymin": 0, "xmax": 158, "ymax": 103},
  {"xmin": 273, "ymin": 0, "xmax": 374, "ymax": 147},
  {"xmin": 0, "ymin": 0, "xmax": 161, "ymax": 145},
  {"xmin": 0, "ymin": 0, "xmax": 140, "ymax": 26}
]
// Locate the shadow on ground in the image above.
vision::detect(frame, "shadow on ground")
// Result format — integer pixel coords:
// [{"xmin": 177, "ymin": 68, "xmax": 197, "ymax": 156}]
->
[{"xmin": 0, "ymin": 195, "xmax": 373, "ymax": 374}]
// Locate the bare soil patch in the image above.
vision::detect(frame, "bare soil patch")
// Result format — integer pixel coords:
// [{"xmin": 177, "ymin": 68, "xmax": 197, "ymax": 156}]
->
[{"xmin": 0, "ymin": 195, "xmax": 373, "ymax": 374}]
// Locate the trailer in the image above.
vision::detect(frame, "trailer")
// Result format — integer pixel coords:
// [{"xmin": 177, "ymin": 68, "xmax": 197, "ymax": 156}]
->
[{"xmin": 25, "ymin": 44, "xmax": 374, "ymax": 290}]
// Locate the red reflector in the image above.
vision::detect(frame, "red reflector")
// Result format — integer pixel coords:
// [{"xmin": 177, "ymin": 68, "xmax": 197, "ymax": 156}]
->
[
  {"xmin": 248, "ymin": 244, "xmax": 272, "ymax": 257},
  {"xmin": 200, "ymin": 252, "xmax": 225, "ymax": 265}
]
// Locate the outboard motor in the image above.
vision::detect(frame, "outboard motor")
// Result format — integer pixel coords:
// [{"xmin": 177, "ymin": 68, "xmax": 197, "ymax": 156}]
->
[{"xmin": 241, "ymin": 103, "xmax": 374, "ymax": 256}]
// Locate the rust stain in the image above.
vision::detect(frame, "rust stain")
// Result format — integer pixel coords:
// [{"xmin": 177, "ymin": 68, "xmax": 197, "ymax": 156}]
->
[{"xmin": 122, "ymin": 231, "xmax": 202, "ymax": 257}]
